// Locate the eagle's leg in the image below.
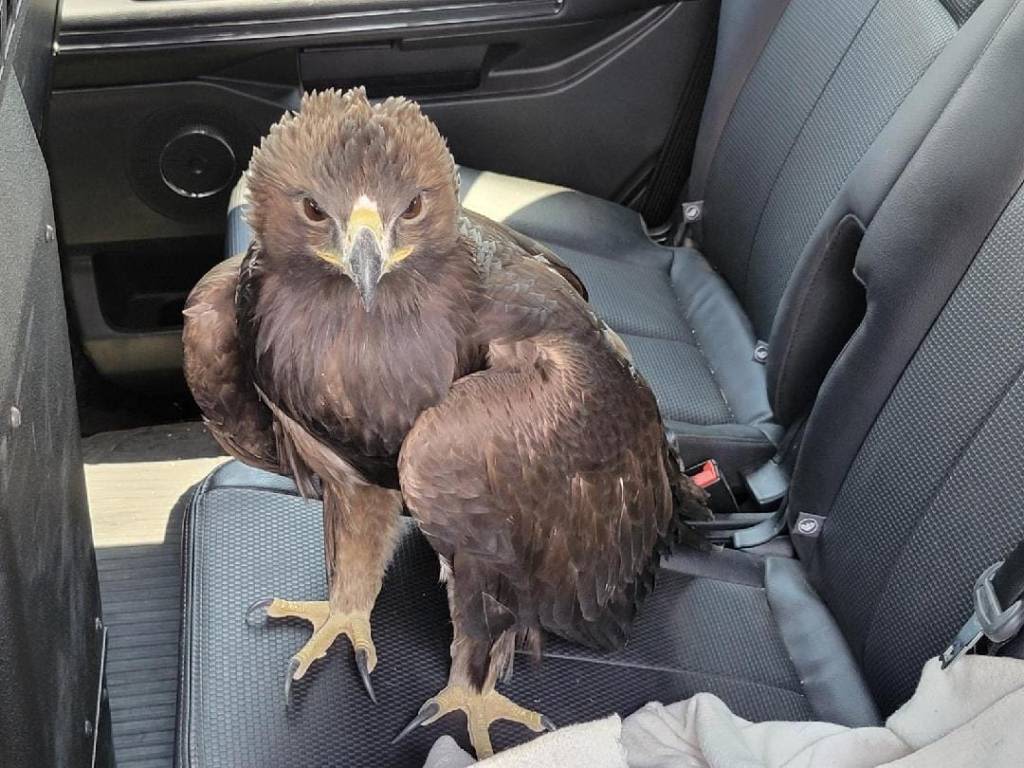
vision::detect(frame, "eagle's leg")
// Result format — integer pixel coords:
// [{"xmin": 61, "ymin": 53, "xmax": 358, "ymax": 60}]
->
[
  {"xmin": 246, "ymin": 483, "xmax": 402, "ymax": 704},
  {"xmin": 393, "ymin": 566, "xmax": 554, "ymax": 757}
]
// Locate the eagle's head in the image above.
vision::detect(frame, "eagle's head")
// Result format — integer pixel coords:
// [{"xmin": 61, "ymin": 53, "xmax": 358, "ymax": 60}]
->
[{"xmin": 246, "ymin": 88, "xmax": 460, "ymax": 309}]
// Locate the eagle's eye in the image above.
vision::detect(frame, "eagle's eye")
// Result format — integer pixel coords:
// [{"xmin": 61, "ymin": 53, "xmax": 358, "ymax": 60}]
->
[
  {"xmin": 401, "ymin": 193, "xmax": 423, "ymax": 220},
  {"xmin": 302, "ymin": 197, "xmax": 327, "ymax": 222}
]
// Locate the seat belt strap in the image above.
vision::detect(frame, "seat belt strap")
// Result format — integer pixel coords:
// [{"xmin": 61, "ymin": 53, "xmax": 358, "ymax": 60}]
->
[
  {"xmin": 732, "ymin": 507, "xmax": 787, "ymax": 548},
  {"xmin": 741, "ymin": 413, "xmax": 808, "ymax": 511},
  {"xmin": 732, "ymin": 417, "xmax": 812, "ymax": 548},
  {"xmin": 940, "ymin": 538, "xmax": 1024, "ymax": 668}
]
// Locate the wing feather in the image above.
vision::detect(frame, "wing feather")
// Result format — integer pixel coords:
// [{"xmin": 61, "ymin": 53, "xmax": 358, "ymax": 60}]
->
[
  {"xmin": 400, "ymin": 244, "xmax": 708, "ymax": 651},
  {"xmin": 182, "ymin": 254, "xmax": 278, "ymax": 471},
  {"xmin": 462, "ymin": 208, "xmax": 588, "ymax": 300}
]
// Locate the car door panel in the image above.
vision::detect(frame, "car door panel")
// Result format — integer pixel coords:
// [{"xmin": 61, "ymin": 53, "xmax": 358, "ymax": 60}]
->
[{"xmin": 0, "ymin": 1, "xmax": 112, "ymax": 765}]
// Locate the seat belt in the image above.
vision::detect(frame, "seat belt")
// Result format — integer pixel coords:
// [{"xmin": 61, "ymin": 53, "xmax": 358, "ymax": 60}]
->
[
  {"xmin": 732, "ymin": 415, "xmax": 809, "ymax": 549},
  {"xmin": 731, "ymin": 506, "xmax": 787, "ymax": 549},
  {"xmin": 640, "ymin": 0, "xmax": 720, "ymax": 231},
  {"xmin": 940, "ymin": 538, "xmax": 1024, "ymax": 668}
]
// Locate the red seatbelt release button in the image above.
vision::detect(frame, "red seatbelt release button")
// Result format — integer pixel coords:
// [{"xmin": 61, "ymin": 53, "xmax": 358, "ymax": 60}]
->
[{"xmin": 689, "ymin": 460, "xmax": 721, "ymax": 489}]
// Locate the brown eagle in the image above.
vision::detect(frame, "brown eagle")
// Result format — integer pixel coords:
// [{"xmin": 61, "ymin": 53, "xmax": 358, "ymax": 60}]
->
[{"xmin": 182, "ymin": 88, "xmax": 709, "ymax": 757}]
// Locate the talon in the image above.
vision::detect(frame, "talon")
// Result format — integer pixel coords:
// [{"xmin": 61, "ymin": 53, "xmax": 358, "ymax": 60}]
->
[
  {"xmin": 400, "ymin": 685, "xmax": 551, "ymax": 757},
  {"xmin": 392, "ymin": 700, "xmax": 441, "ymax": 744},
  {"xmin": 355, "ymin": 649, "xmax": 377, "ymax": 704},
  {"xmin": 284, "ymin": 657, "xmax": 300, "ymax": 706},
  {"xmin": 248, "ymin": 599, "xmax": 377, "ymax": 707},
  {"xmin": 245, "ymin": 596, "xmax": 275, "ymax": 626}
]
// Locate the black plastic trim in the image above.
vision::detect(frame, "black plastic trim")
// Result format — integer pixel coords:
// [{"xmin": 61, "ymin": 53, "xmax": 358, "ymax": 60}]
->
[{"xmin": 58, "ymin": 0, "xmax": 562, "ymax": 51}]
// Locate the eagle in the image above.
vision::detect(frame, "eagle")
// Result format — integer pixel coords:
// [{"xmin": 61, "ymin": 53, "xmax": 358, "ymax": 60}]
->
[{"xmin": 182, "ymin": 88, "xmax": 709, "ymax": 758}]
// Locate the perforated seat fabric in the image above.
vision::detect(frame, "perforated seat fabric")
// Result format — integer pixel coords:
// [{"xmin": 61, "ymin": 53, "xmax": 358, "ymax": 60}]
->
[{"xmin": 176, "ymin": 461, "xmax": 876, "ymax": 768}]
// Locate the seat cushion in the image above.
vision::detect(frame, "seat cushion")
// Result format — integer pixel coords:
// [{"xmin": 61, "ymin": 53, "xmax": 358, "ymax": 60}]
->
[
  {"xmin": 226, "ymin": 170, "xmax": 781, "ymax": 476},
  {"xmin": 176, "ymin": 462, "xmax": 878, "ymax": 768}
]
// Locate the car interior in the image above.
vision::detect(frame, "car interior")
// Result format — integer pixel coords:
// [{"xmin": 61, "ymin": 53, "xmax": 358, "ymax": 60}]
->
[{"xmin": 4, "ymin": 0, "xmax": 1024, "ymax": 765}]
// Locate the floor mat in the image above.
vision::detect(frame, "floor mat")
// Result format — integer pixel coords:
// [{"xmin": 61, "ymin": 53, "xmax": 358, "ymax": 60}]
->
[{"xmin": 84, "ymin": 423, "xmax": 225, "ymax": 768}]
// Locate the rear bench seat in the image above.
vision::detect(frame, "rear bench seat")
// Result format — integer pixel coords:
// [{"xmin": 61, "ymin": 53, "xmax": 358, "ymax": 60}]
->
[
  {"xmin": 226, "ymin": 0, "xmax": 986, "ymax": 485},
  {"xmin": 176, "ymin": 1, "xmax": 1024, "ymax": 766}
]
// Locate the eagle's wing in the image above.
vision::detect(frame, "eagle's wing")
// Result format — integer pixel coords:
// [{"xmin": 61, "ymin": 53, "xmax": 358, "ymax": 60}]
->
[
  {"xmin": 182, "ymin": 254, "xmax": 279, "ymax": 472},
  {"xmin": 461, "ymin": 208, "xmax": 588, "ymax": 301},
  {"xmin": 400, "ymin": 230, "xmax": 708, "ymax": 652}
]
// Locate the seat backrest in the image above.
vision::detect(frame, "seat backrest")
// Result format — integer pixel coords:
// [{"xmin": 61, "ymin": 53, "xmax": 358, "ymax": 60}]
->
[
  {"xmin": 788, "ymin": 0, "xmax": 1024, "ymax": 716},
  {"xmin": 694, "ymin": 0, "xmax": 979, "ymax": 336},
  {"xmin": 688, "ymin": 0, "xmax": 986, "ymax": 423}
]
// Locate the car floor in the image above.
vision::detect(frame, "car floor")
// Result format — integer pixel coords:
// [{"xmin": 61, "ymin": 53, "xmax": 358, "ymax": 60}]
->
[{"xmin": 83, "ymin": 422, "xmax": 226, "ymax": 768}]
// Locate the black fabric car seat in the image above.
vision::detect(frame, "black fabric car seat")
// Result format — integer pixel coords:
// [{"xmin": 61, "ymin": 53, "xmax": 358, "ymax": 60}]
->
[
  {"xmin": 225, "ymin": 0, "xmax": 988, "ymax": 484},
  {"xmin": 179, "ymin": 1, "xmax": 1024, "ymax": 765}
]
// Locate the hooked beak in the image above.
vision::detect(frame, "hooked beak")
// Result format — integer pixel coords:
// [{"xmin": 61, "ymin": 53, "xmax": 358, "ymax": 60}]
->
[
  {"xmin": 314, "ymin": 200, "xmax": 415, "ymax": 310},
  {"xmin": 347, "ymin": 225, "xmax": 383, "ymax": 310}
]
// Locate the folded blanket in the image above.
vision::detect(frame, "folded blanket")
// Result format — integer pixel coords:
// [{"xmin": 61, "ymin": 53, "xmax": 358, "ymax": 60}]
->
[
  {"xmin": 423, "ymin": 656, "xmax": 1024, "ymax": 768},
  {"xmin": 423, "ymin": 716, "xmax": 626, "ymax": 768}
]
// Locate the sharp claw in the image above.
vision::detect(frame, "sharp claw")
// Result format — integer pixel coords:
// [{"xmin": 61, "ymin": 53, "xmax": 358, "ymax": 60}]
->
[
  {"xmin": 541, "ymin": 715, "xmax": 557, "ymax": 732},
  {"xmin": 284, "ymin": 657, "xmax": 300, "ymax": 707},
  {"xmin": 245, "ymin": 597, "xmax": 275, "ymax": 626},
  {"xmin": 354, "ymin": 649, "xmax": 377, "ymax": 704},
  {"xmin": 391, "ymin": 700, "xmax": 440, "ymax": 744}
]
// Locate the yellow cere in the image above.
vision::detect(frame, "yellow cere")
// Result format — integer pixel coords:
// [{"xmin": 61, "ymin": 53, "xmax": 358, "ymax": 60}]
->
[{"xmin": 347, "ymin": 204, "xmax": 384, "ymax": 239}]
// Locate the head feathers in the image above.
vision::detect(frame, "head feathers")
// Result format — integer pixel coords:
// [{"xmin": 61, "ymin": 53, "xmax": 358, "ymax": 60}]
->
[{"xmin": 245, "ymin": 88, "xmax": 458, "ymax": 237}]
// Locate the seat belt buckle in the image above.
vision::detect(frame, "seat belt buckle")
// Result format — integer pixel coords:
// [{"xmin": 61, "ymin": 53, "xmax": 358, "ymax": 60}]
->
[
  {"xmin": 939, "ymin": 560, "xmax": 1024, "ymax": 669},
  {"xmin": 685, "ymin": 459, "xmax": 738, "ymax": 514},
  {"xmin": 687, "ymin": 459, "xmax": 720, "ymax": 489}
]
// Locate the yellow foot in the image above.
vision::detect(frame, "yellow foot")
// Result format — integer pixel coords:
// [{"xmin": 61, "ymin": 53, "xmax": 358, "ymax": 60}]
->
[
  {"xmin": 245, "ymin": 597, "xmax": 377, "ymax": 704},
  {"xmin": 392, "ymin": 685, "xmax": 555, "ymax": 758}
]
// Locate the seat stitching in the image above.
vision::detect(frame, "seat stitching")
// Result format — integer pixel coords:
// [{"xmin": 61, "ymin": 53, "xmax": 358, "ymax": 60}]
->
[
  {"xmin": 659, "ymin": 564, "xmax": 763, "ymax": 589},
  {"xmin": 179, "ymin": 471, "xmax": 215, "ymax": 766},
  {"xmin": 671, "ymin": 432, "xmax": 774, "ymax": 447},
  {"xmin": 527, "ymin": 648, "xmax": 808, "ymax": 697},
  {"xmin": 609, "ymin": 322, "xmax": 695, "ymax": 344},
  {"xmin": 700, "ymin": 1, "xmax": 794, "ymax": 209},
  {"xmin": 548, "ymin": 243, "xmax": 695, "ymax": 342},
  {"xmin": 187, "ymin": 481, "xmax": 215, "ymax": 765},
  {"xmin": 736, "ymin": 0, "xmax": 886, "ymax": 307},
  {"xmin": 205, "ymin": 483, "xmax": 303, "ymax": 499},
  {"xmin": 666, "ymin": 251, "xmax": 738, "ymax": 423},
  {"xmin": 747, "ymin": 12, "xmax": 955, "ymax": 334}
]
